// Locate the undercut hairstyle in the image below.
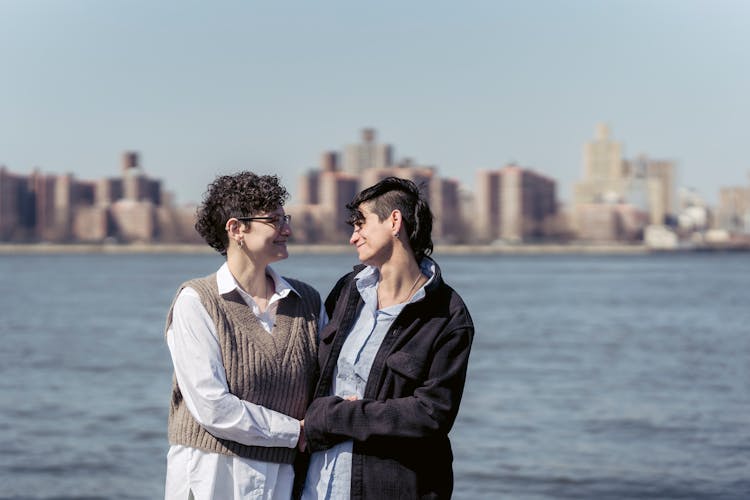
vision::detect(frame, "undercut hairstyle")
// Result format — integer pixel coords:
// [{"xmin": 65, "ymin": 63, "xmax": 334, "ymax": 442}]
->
[
  {"xmin": 346, "ymin": 176, "xmax": 434, "ymax": 262},
  {"xmin": 195, "ymin": 171, "xmax": 289, "ymax": 255}
]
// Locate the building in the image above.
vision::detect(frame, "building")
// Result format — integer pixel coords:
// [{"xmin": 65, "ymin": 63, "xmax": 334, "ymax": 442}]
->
[
  {"xmin": 292, "ymin": 131, "xmax": 469, "ymax": 244},
  {"xmin": 292, "ymin": 149, "xmax": 359, "ymax": 243},
  {"xmin": 718, "ymin": 186, "xmax": 750, "ymax": 234},
  {"xmin": 676, "ymin": 187, "xmax": 712, "ymax": 234},
  {"xmin": 475, "ymin": 164, "xmax": 557, "ymax": 243},
  {"xmin": 317, "ymin": 169, "xmax": 360, "ymax": 241},
  {"xmin": 0, "ymin": 167, "xmax": 35, "ymax": 240},
  {"xmin": 0, "ymin": 152, "xmax": 198, "ymax": 244},
  {"xmin": 622, "ymin": 155, "xmax": 676, "ymax": 225},
  {"xmin": 341, "ymin": 128, "xmax": 394, "ymax": 175},
  {"xmin": 572, "ymin": 124, "xmax": 676, "ymax": 240},
  {"xmin": 359, "ymin": 162, "xmax": 464, "ymax": 243}
]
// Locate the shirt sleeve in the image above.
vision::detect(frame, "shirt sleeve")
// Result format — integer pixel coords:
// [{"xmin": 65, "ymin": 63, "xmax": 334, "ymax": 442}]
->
[
  {"xmin": 166, "ymin": 287, "xmax": 300, "ymax": 448},
  {"xmin": 317, "ymin": 298, "xmax": 329, "ymax": 335}
]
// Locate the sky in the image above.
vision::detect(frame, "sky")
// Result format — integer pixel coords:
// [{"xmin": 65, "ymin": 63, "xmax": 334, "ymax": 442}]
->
[{"xmin": 1, "ymin": 0, "xmax": 748, "ymax": 206}]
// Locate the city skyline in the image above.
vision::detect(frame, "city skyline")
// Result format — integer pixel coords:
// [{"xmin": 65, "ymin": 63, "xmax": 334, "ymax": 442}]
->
[{"xmin": 2, "ymin": 1, "xmax": 749, "ymax": 205}]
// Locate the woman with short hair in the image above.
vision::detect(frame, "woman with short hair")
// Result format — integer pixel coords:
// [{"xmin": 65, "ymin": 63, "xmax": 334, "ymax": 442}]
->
[{"xmin": 301, "ymin": 177, "xmax": 475, "ymax": 499}]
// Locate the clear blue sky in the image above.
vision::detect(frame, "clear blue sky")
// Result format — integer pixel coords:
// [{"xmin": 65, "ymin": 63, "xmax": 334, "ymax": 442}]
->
[{"xmin": 1, "ymin": 0, "xmax": 748, "ymax": 205}]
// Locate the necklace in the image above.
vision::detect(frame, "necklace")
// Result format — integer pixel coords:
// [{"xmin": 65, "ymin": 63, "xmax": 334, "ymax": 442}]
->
[
  {"xmin": 402, "ymin": 272, "xmax": 423, "ymax": 302},
  {"xmin": 380, "ymin": 272, "xmax": 423, "ymax": 308}
]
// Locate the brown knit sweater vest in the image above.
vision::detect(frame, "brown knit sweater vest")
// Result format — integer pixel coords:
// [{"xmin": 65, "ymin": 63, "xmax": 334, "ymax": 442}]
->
[{"xmin": 165, "ymin": 274, "xmax": 320, "ymax": 464}]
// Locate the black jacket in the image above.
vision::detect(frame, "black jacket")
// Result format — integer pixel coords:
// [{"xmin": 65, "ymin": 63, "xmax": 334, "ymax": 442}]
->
[{"xmin": 303, "ymin": 260, "xmax": 474, "ymax": 499}]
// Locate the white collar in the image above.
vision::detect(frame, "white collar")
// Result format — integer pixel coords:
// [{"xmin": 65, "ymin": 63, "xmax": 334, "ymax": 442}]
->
[{"xmin": 216, "ymin": 261, "xmax": 299, "ymax": 299}]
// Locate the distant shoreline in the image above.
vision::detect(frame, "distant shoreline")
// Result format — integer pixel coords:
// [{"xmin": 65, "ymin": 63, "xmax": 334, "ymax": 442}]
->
[
  {"xmin": 1, "ymin": 242, "xmax": 748, "ymax": 255},
  {"xmin": 0, "ymin": 242, "xmax": 715, "ymax": 255}
]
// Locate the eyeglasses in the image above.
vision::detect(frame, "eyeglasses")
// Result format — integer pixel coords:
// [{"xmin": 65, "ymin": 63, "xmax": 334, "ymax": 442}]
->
[{"xmin": 236, "ymin": 214, "xmax": 292, "ymax": 229}]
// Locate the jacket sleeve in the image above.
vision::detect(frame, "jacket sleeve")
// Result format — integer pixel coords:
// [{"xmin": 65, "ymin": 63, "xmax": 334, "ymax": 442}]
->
[{"xmin": 303, "ymin": 323, "xmax": 473, "ymax": 451}]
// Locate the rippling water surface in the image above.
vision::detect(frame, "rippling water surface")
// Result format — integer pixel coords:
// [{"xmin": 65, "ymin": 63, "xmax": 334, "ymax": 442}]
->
[{"xmin": 0, "ymin": 252, "xmax": 748, "ymax": 499}]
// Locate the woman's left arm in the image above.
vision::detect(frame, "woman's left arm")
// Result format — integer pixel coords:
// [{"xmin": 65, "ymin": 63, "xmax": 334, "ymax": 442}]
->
[{"xmin": 303, "ymin": 325, "xmax": 473, "ymax": 451}]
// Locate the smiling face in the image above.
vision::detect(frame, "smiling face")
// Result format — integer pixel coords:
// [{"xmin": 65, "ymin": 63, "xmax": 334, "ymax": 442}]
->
[
  {"xmin": 242, "ymin": 207, "xmax": 292, "ymax": 264},
  {"xmin": 349, "ymin": 202, "xmax": 396, "ymax": 266}
]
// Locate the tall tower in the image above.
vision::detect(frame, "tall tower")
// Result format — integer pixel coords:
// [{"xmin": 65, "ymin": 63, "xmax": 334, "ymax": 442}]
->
[
  {"xmin": 122, "ymin": 151, "xmax": 143, "ymax": 201},
  {"xmin": 342, "ymin": 128, "xmax": 393, "ymax": 175},
  {"xmin": 583, "ymin": 123, "xmax": 623, "ymax": 181},
  {"xmin": 475, "ymin": 170, "xmax": 501, "ymax": 241},
  {"xmin": 475, "ymin": 165, "xmax": 557, "ymax": 243}
]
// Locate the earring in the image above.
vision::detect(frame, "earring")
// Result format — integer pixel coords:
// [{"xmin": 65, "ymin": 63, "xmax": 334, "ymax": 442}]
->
[{"xmin": 237, "ymin": 239, "xmax": 244, "ymax": 248}]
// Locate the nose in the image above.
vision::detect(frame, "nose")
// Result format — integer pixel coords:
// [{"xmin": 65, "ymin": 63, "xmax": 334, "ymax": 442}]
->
[
  {"xmin": 349, "ymin": 228, "xmax": 359, "ymax": 246},
  {"xmin": 280, "ymin": 221, "xmax": 292, "ymax": 236}
]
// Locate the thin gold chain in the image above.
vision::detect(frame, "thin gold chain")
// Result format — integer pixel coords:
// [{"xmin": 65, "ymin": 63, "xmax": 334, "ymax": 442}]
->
[{"xmin": 380, "ymin": 272, "xmax": 423, "ymax": 308}]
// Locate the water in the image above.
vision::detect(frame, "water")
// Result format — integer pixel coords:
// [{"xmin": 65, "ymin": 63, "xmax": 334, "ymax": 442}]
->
[{"xmin": 0, "ymin": 252, "xmax": 748, "ymax": 499}]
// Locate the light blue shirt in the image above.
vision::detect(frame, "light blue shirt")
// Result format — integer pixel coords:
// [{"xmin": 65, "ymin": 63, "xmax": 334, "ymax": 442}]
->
[{"xmin": 303, "ymin": 260, "xmax": 435, "ymax": 499}]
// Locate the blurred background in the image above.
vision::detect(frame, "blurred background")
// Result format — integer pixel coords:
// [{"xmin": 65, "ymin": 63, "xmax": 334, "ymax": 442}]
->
[
  {"xmin": 1, "ymin": 0, "xmax": 750, "ymax": 248},
  {"xmin": 0, "ymin": 1, "xmax": 748, "ymax": 499}
]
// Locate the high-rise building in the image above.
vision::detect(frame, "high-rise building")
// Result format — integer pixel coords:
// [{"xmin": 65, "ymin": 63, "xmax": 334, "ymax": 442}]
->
[
  {"xmin": 620, "ymin": 155, "xmax": 676, "ymax": 225},
  {"xmin": 645, "ymin": 159, "xmax": 675, "ymax": 224},
  {"xmin": 318, "ymin": 170, "xmax": 359, "ymax": 241},
  {"xmin": 30, "ymin": 171, "xmax": 74, "ymax": 242},
  {"xmin": 573, "ymin": 124, "xmax": 676, "ymax": 239},
  {"xmin": 359, "ymin": 163, "xmax": 465, "ymax": 243},
  {"xmin": 584, "ymin": 123, "xmax": 623, "ymax": 180},
  {"xmin": 429, "ymin": 176, "xmax": 463, "ymax": 243},
  {"xmin": 718, "ymin": 186, "xmax": 750, "ymax": 233},
  {"xmin": 122, "ymin": 151, "xmax": 162, "ymax": 204},
  {"xmin": 292, "ymin": 130, "xmax": 468, "ymax": 243},
  {"xmin": 0, "ymin": 167, "xmax": 35, "ymax": 240},
  {"xmin": 475, "ymin": 164, "xmax": 557, "ymax": 243},
  {"xmin": 342, "ymin": 128, "xmax": 394, "ymax": 175},
  {"xmin": 359, "ymin": 164, "xmax": 435, "ymax": 200},
  {"xmin": 574, "ymin": 123, "xmax": 628, "ymax": 206},
  {"xmin": 0, "ymin": 152, "xmax": 194, "ymax": 244}
]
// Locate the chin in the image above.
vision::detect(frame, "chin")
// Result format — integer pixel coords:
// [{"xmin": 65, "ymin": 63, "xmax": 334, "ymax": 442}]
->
[
  {"xmin": 357, "ymin": 253, "xmax": 376, "ymax": 266},
  {"xmin": 270, "ymin": 244, "xmax": 288, "ymax": 260}
]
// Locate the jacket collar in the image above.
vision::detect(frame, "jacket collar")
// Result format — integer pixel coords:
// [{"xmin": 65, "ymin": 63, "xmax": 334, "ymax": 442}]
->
[{"xmin": 350, "ymin": 256, "xmax": 443, "ymax": 295}]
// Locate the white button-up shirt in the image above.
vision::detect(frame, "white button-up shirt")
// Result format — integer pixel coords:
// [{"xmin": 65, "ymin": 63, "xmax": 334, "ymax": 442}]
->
[{"xmin": 165, "ymin": 263, "xmax": 326, "ymax": 500}]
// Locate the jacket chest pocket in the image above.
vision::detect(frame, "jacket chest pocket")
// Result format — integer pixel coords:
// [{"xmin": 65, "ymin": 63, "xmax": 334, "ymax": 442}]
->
[{"xmin": 385, "ymin": 351, "xmax": 427, "ymax": 393}]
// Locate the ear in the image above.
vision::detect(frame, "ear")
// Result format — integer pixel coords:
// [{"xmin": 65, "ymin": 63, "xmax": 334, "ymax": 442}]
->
[
  {"xmin": 225, "ymin": 217, "xmax": 246, "ymax": 240},
  {"xmin": 390, "ymin": 209, "xmax": 403, "ymax": 234}
]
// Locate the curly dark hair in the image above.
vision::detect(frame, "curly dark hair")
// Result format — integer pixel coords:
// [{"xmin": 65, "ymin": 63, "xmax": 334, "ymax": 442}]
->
[
  {"xmin": 195, "ymin": 171, "xmax": 289, "ymax": 255},
  {"xmin": 346, "ymin": 176, "xmax": 434, "ymax": 262}
]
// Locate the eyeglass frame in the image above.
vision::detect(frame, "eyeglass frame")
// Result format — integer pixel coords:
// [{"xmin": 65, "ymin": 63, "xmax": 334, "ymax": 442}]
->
[{"xmin": 235, "ymin": 214, "xmax": 292, "ymax": 229}]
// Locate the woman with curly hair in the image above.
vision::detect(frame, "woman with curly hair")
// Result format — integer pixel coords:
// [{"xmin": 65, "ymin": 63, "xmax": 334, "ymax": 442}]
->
[{"xmin": 164, "ymin": 172, "xmax": 325, "ymax": 500}]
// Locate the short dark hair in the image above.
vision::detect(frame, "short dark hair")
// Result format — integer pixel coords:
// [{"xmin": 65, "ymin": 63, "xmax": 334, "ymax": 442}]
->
[
  {"xmin": 346, "ymin": 176, "xmax": 434, "ymax": 262},
  {"xmin": 195, "ymin": 171, "xmax": 289, "ymax": 255}
]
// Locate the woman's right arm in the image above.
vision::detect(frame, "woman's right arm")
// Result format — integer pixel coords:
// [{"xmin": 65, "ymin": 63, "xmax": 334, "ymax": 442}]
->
[{"xmin": 167, "ymin": 287, "xmax": 301, "ymax": 449}]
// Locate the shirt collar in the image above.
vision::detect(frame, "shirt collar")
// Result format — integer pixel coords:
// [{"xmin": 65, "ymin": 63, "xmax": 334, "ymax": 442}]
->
[
  {"xmin": 354, "ymin": 265, "xmax": 380, "ymax": 294},
  {"xmin": 353, "ymin": 257, "xmax": 437, "ymax": 304},
  {"xmin": 216, "ymin": 262, "xmax": 300, "ymax": 298}
]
